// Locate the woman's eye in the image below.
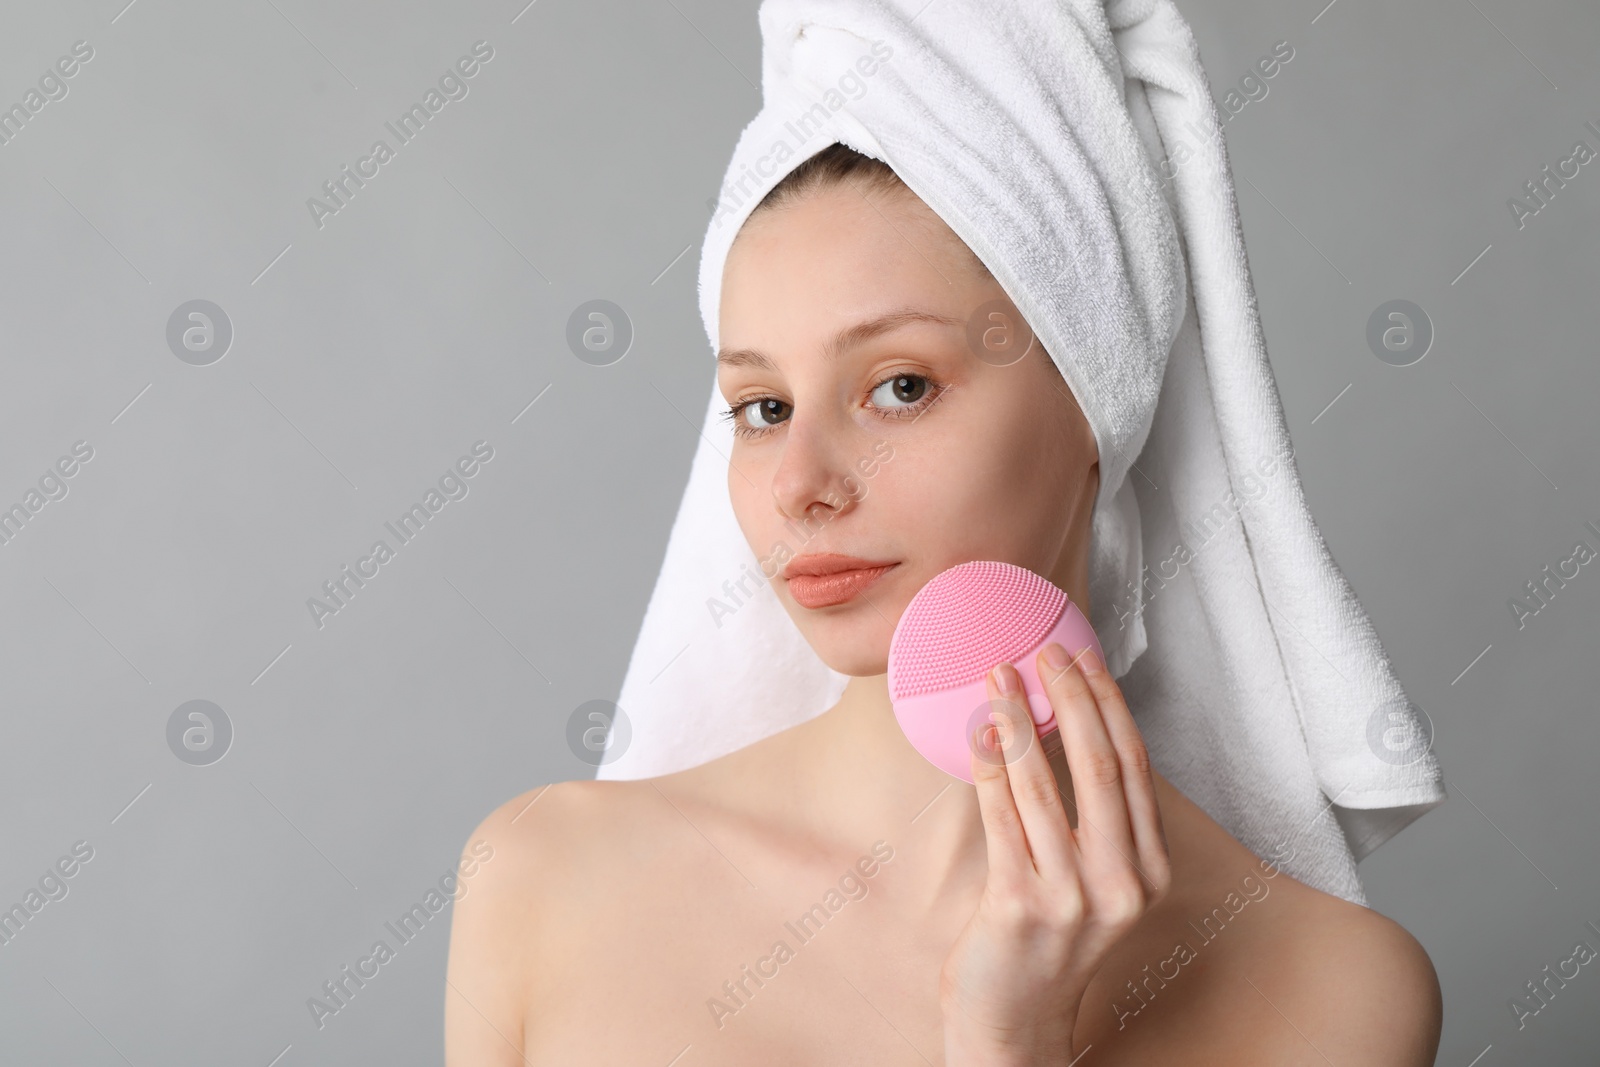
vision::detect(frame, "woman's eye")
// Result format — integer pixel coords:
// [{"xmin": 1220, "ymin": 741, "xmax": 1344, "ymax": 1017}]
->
[
  {"xmin": 742, "ymin": 397, "xmax": 792, "ymax": 429},
  {"xmin": 727, "ymin": 375, "xmax": 938, "ymax": 439},
  {"xmin": 870, "ymin": 374, "xmax": 929, "ymax": 409}
]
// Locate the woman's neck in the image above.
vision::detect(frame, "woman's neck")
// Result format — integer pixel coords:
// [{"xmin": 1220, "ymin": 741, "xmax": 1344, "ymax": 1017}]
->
[
  {"xmin": 778, "ymin": 672, "xmax": 1026, "ymax": 914},
  {"xmin": 748, "ymin": 669, "xmax": 1227, "ymax": 924}
]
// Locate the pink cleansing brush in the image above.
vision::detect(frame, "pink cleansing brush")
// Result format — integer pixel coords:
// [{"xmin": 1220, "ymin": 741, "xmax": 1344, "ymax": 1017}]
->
[{"xmin": 887, "ymin": 560, "xmax": 1104, "ymax": 783}]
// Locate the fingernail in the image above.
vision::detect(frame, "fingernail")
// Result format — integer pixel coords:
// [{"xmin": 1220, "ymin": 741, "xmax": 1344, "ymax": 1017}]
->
[
  {"xmin": 991, "ymin": 661, "xmax": 1021, "ymax": 694},
  {"xmin": 1078, "ymin": 645, "xmax": 1103, "ymax": 674},
  {"xmin": 1042, "ymin": 643, "xmax": 1070, "ymax": 671}
]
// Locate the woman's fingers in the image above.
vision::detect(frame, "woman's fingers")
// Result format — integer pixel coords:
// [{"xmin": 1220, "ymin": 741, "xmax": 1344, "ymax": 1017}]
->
[
  {"xmin": 968, "ymin": 671, "xmax": 1038, "ymax": 886},
  {"xmin": 1072, "ymin": 646, "xmax": 1173, "ymax": 901},
  {"xmin": 980, "ymin": 663, "xmax": 1077, "ymax": 882},
  {"xmin": 1036, "ymin": 643, "xmax": 1147, "ymax": 910}
]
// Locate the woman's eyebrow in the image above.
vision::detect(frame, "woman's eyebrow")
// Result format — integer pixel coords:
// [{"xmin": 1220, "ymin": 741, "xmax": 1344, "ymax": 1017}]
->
[{"xmin": 716, "ymin": 307, "xmax": 964, "ymax": 370}]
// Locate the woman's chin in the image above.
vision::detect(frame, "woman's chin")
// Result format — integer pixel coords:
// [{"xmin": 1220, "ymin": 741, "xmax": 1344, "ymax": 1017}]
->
[
  {"xmin": 806, "ymin": 632, "xmax": 893, "ymax": 677},
  {"xmin": 818, "ymin": 650, "xmax": 892, "ymax": 677},
  {"xmin": 784, "ymin": 585, "xmax": 908, "ymax": 675}
]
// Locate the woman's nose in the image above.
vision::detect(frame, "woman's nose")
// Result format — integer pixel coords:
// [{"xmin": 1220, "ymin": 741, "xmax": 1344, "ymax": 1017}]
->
[{"xmin": 768, "ymin": 410, "xmax": 860, "ymax": 525}]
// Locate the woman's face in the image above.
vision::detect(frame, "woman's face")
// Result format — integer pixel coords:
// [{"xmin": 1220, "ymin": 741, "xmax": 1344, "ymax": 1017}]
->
[{"xmin": 718, "ymin": 179, "xmax": 1100, "ymax": 677}]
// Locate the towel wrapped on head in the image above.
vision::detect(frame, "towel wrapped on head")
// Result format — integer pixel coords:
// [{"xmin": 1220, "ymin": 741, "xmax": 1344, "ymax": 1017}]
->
[{"xmin": 604, "ymin": 0, "xmax": 1445, "ymax": 906}]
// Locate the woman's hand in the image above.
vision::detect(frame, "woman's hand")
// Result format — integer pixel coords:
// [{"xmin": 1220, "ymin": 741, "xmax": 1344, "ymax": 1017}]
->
[{"xmin": 939, "ymin": 642, "xmax": 1171, "ymax": 1066}]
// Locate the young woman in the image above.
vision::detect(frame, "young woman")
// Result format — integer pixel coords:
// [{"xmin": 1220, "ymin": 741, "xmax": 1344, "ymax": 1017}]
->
[{"xmin": 443, "ymin": 144, "xmax": 1443, "ymax": 1065}]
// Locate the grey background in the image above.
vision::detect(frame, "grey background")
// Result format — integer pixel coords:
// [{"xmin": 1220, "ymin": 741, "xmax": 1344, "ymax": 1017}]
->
[{"xmin": 0, "ymin": 0, "xmax": 1594, "ymax": 1063}]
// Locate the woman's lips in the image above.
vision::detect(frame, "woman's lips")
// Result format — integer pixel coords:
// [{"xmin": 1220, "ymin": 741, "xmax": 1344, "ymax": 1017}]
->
[{"xmin": 787, "ymin": 564, "xmax": 897, "ymax": 609}]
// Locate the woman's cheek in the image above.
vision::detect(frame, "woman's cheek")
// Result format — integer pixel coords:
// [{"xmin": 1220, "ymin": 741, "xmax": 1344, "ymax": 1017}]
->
[{"xmin": 728, "ymin": 477, "xmax": 780, "ymax": 557}]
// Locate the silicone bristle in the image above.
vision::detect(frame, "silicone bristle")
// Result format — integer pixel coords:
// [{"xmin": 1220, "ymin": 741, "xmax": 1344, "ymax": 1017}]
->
[{"xmin": 889, "ymin": 561, "xmax": 1066, "ymax": 699}]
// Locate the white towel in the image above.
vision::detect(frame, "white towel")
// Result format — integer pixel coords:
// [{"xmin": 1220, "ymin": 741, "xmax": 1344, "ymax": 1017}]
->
[{"xmin": 600, "ymin": 0, "xmax": 1444, "ymax": 906}]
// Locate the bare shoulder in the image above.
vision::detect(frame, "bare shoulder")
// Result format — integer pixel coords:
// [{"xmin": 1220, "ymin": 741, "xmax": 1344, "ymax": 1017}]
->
[
  {"xmin": 457, "ymin": 778, "xmax": 632, "ymax": 882},
  {"xmin": 448, "ymin": 776, "xmax": 659, "ymax": 946},
  {"xmin": 1106, "ymin": 778, "xmax": 1442, "ymax": 1065},
  {"xmin": 1242, "ymin": 875, "xmax": 1442, "ymax": 1065},
  {"xmin": 443, "ymin": 779, "xmax": 648, "ymax": 1066}
]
